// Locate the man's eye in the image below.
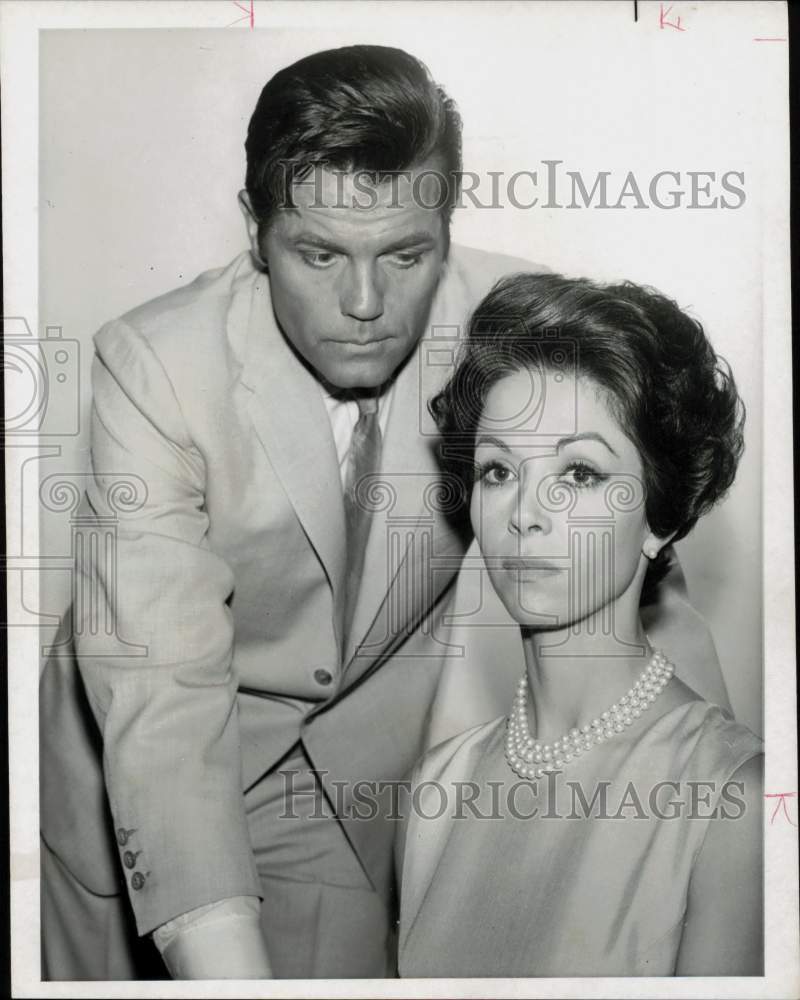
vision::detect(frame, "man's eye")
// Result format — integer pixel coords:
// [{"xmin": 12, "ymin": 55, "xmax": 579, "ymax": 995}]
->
[
  {"xmin": 477, "ymin": 461, "xmax": 517, "ymax": 487},
  {"xmin": 387, "ymin": 252, "xmax": 423, "ymax": 269},
  {"xmin": 301, "ymin": 251, "xmax": 338, "ymax": 268},
  {"xmin": 562, "ymin": 462, "xmax": 607, "ymax": 490}
]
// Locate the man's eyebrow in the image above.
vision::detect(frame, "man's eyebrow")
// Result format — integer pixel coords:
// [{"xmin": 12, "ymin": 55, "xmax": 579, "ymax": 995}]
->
[
  {"xmin": 289, "ymin": 232, "xmax": 346, "ymax": 252},
  {"xmin": 378, "ymin": 231, "xmax": 438, "ymax": 253},
  {"xmin": 288, "ymin": 230, "xmax": 437, "ymax": 254}
]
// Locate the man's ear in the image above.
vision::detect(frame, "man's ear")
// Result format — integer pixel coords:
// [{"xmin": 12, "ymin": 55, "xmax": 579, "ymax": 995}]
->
[
  {"xmin": 642, "ymin": 530, "xmax": 677, "ymax": 561},
  {"xmin": 237, "ymin": 190, "xmax": 263, "ymax": 262}
]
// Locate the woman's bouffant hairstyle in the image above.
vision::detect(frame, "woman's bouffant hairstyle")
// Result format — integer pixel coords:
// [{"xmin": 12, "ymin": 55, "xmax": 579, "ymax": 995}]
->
[
  {"xmin": 245, "ymin": 45, "xmax": 462, "ymax": 227},
  {"xmin": 430, "ymin": 272, "xmax": 745, "ymax": 551}
]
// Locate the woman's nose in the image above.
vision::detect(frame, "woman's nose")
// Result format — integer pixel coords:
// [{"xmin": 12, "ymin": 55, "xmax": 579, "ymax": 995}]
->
[
  {"xmin": 339, "ymin": 262, "xmax": 385, "ymax": 321},
  {"xmin": 509, "ymin": 466, "xmax": 552, "ymax": 536}
]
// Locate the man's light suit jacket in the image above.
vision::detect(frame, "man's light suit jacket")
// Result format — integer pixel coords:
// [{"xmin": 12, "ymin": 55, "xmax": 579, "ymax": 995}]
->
[{"xmin": 39, "ymin": 245, "xmax": 536, "ymax": 936}]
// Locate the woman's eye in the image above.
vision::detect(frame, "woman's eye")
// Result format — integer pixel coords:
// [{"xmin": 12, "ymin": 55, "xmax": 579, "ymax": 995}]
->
[
  {"xmin": 301, "ymin": 251, "xmax": 338, "ymax": 268},
  {"xmin": 562, "ymin": 462, "xmax": 606, "ymax": 490},
  {"xmin": 478, "ymin": 461, "xmax": 517, "ymax": 487}
]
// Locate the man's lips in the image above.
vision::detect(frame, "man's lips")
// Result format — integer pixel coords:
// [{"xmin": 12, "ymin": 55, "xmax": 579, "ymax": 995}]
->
[{"xmin": 327, "ymin": 335, "xmax": 393, "ymax": 348}]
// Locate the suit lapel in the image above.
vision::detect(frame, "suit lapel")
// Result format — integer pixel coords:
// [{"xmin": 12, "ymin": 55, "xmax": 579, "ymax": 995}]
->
[
  {"xmin": 232, "ymin": 253, "xmax": 471, "ymax": 674},
  {"xmin": 342, "ymin": 347, "xmax": 429, "ymax": 666},
  {"xmin": 237, "ymin": 276, "xmax": 347, "ymax": 639}
]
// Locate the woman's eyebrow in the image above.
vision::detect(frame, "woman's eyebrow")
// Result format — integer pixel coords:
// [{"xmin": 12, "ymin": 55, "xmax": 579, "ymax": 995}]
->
[
  {"xmin": 474, "ymin": 431, "xmax": 619, "ymax": 457},
  {"xmin": 474, "ymin": 434, "xmax": 511, "ymax": 453},
  {"xmin": 556, "ymin": 432, "xmax": 619, "ymax": 457}
]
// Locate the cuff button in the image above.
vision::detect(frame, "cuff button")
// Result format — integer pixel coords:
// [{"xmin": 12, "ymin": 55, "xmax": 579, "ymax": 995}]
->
[
  {"xmin": 313, "ymin": 668, "xmax": 333, "ymax": 686},
  {"xmin": 131, "ymin": 872, "xmax": 146, "ymax": 891}
]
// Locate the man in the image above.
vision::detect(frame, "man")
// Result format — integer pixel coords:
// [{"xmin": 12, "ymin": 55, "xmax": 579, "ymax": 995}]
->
[{"xmin": 39, "ymin": 44, "xmax": 730, "ymax": 981}]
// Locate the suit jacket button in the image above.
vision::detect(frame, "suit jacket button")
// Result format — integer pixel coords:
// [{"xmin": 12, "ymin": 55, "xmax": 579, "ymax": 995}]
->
[
  {"xmin": 313, "ymin": 668, "xmax": 333, "ymax": 686},
  {"xmin": 117, "ymin": 828, "xmax": 129, "ymax": 847},
  {"xmin": 131, "ymin": 872, "xmax": 146, "ymax": 891},
  {"xmin": 123, "ymin": 851, "xmax": 138, "ymax": 869}
]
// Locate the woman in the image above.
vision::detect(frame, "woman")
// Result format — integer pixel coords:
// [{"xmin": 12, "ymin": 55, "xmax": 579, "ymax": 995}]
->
[{"xmin": 398, "ymin": 273, "xmax": 762, "ymax": 978}]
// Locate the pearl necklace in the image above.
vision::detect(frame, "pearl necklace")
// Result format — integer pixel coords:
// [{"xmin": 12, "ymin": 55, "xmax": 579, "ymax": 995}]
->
[{"xmin": 504, "ymin": 650, "xmax": 675, "ymax": 780}]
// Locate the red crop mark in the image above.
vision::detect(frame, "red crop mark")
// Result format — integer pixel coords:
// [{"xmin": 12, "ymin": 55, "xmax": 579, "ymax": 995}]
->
[
  {"xmin": 659, "ymin": 3, "xmax": 686, "ymax": 31},
  {"xmin": 764, "ymin": 792, "xmax": 797, "ymax": 826},
  {"xmin": 229, "ymin": 0, "xmax": 255, "ymax": 28}
]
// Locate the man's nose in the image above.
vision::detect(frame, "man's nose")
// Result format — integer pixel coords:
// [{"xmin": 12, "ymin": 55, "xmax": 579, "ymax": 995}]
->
[
  {"xmin": 509, "ymin": 468, "xmax": 553, "ymax": 536},
  {"xmin": 338, "ymin": 262, "xmax": 385, "ymax": 321}
]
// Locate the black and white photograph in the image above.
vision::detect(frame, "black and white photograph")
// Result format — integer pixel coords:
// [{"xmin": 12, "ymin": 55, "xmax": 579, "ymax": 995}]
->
[{"xmin": 2, "ymin": 1, "xmax": 797, "ymax": 996}]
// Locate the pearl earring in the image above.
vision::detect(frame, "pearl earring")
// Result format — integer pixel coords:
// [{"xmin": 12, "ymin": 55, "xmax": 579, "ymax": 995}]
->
[{"xmin": 645, "ymin": 546, "xmax": 658, "ymax": 559}]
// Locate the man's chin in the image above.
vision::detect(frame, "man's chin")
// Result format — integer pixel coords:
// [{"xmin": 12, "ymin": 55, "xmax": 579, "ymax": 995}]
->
[{"xmin": 318, "ymin": 357, "xmax": 401, "ymax": 392}]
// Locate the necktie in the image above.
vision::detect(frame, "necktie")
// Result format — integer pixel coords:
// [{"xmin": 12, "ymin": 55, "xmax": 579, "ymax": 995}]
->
[{"xmin": 343, "ymin": 391, "xmax": 382, "ymax": 646}]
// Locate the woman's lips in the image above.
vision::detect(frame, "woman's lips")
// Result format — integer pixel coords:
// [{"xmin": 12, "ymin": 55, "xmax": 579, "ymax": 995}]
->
[{"xmin": 500, "ymin": 556, "xmax": 563, "ymax": 573}]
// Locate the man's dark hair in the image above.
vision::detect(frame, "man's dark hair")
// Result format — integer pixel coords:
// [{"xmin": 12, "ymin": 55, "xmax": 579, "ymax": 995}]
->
[
  {"xmin": 430, "ymin": 272, "xmax": 745, "ymax": 571},
  {"xmin": 245, "ymin": 45, "xmax": 462, "ymax": 227}
]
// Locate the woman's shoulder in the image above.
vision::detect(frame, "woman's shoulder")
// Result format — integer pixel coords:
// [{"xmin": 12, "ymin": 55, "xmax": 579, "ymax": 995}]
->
[
  {"xmin": 649, "ymin": 684, "xmax": 763, "ymax": 780},
  {"xmin": 674, "ymin": 686, "xmax": 761, "ymax": 744}
]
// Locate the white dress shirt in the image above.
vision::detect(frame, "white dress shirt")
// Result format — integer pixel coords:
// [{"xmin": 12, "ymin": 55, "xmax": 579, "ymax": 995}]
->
[{"xmin": 320, "ymin": 379, "xmax": 395, "ymax": 486}]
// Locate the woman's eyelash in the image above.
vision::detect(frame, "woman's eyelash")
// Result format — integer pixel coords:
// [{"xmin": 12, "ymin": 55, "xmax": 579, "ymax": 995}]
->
[
  {"xmin": 475, "ymin": 460, "xmax": 514, "ymax": 486},
  {"xmin": 473, "ymin": 453, "xmax": 611, "ymax": 493},
  {"xmin": 473, "ymin": 459, "xmax": 608, "ymax": 490},
  {"xmin": 562, "ymin": 461, "xmax": 608, "ymax": 489}
]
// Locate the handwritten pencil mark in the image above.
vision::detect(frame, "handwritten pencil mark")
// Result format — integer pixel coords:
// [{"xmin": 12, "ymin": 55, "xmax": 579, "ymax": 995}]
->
[
  {"xmin": 764, "ymin": 792, "xmax": 797, "ymax": 826},
  {"xmin": 659, "ymin": 3, "xmax": 686, "ymax": 31},
  {"xmin": 228, "ymin": 0, "xmax": 255, "ymax": 29}
]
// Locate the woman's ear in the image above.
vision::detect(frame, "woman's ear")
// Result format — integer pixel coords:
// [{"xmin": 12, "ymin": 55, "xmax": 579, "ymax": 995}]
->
[{"xmin": 642, "ymin": 530, "xmax": 677, "ymax": 561}]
